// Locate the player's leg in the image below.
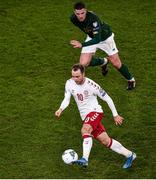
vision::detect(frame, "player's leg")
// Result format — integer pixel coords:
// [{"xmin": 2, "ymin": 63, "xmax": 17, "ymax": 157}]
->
[
  {"xmin": 99, "ymin": 33, "xmax": 135, "ymax": 89},
  {"xmin": 80, "ymin": 52, "xmax": 108, "ymax": 75},
  {"xmin": 80, "ymin": 36, "xmax": 108, "ymax": 75},
  {"xmin": 73, "ymin": 123, "xmax": 93, "ymax": 166},
  {"xmin": 97, "ymin": 132, "xmax": 132, "ymax": 157},
  {"xmin": 79, "ymin": 52, "xmax": 108, "ymax": 75},
  {"xmin": 89, "ymin": 57, "xmax": 109, "ymax": 76},
  {"xmin": 96, "ymin": 132, "xmax": 136, "ymax": 168},
  {"xmin": 108, "ymin": 53, "xmax": 136, "ymax": 90},
  {"xmin": 79, "ymin": 53, "xmax": 93, "ymax": 67},
  {"xmin": 74, "ymin": 112, "xmax": 104, "ymax": 167},
  {"xmin": 81, "ymin": 124, "xmax": 93, "ymax": 162}
]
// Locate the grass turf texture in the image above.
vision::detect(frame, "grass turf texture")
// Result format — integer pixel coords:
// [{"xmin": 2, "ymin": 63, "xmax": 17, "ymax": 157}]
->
[{"xmin": 0, "ymin": 0, "xmax": 156, "ymax": 178}]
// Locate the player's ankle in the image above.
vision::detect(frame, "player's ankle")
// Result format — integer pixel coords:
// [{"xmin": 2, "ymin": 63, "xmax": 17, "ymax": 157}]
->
[{"xmin": 82, "ymin": 157, "xmax": 88, "ymax": 161}]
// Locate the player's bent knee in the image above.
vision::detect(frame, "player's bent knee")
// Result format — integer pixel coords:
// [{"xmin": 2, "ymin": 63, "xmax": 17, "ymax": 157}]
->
[
  {"xmin": 97, "ymin": 133, "xmax": 111, "ymax": 146},
  {"xmin": 100, "ymin": 138, "xmax": 110, "ymax": 146},
  {"xmin": 79, "ymin": 53, "xmax": 92, "ymax": 67},
  {"xmin": 79, "ymin": 60, "xmax": 89, "ymax": 67},
  {"xmin": 81, "ymin": 124, "xmax": 92, "ymax": 136}
]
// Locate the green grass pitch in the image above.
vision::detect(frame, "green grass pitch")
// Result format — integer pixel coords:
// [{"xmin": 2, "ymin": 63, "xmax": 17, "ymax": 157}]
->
[{"xmin": 0, "ymin": 0, "xmax": 156, "ymax": 178}]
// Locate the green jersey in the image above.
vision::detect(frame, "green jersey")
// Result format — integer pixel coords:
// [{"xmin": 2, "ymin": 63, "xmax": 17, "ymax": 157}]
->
[{"xmin": 70, "ymin": 11, "xmax": 112, "ymax": 47}]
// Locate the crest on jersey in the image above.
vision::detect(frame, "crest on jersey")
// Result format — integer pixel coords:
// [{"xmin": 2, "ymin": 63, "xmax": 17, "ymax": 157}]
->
[{"xmin": 93, "ymin": 21, "xmax": 98, "ymax": 27}]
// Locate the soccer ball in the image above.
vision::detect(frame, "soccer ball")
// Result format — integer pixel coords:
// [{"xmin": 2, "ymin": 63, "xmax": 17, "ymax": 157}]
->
[{"xmin": 62, "ymin": 149, "xmax": 78, "ymax": 164}]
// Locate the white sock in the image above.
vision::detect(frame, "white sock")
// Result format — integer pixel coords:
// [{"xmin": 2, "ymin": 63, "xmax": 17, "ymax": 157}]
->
[
  {"xmin": 101, "ymin": 58, "xmax": 108, "ymax": 66},
  {"xmin": 128, "ymin": 77, "xmax": 135, "ymax": 81},
  {"xmin": 110, "ymin": 139, "xmax": 132, "ymax": 158},
  {"xmin": 82, "ymin": 137, "xmax": 93, "ymax": 161}
]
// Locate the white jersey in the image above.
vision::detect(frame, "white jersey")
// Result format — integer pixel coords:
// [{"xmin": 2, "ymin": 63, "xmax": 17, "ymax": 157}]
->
[{"xmin": 60, "ymin": 77, "xmax": 118, "ymax": 120}]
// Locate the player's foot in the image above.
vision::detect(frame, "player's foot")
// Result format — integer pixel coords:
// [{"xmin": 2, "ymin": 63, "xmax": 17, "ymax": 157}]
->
[
  {"xmin": 101, "ymin": 58, "xmax": 108, "ymax": 76},
  {"xmin": 127, "ymin": 78, "xmax": 136, "ymax": 90},
  {"xmin": 73, "ymin": 157, "xmax": 88, "ymax": 167},
  {"xmin": 123, "ymin": 152, "xmax": 137, "ymax": 169}
]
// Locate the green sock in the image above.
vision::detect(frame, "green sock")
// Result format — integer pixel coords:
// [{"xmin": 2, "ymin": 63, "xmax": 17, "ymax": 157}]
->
[
  {"xmin": 118, "ymin": 64, "xmax": 133, "ymax": 80},
  {"xmin": 89, "ymin": 57, "xmax": 106, "ymax": 66}
]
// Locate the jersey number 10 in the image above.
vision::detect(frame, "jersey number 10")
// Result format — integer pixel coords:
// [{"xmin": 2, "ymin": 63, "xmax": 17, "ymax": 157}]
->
[{"xmin": 77, "ymin": 93, "xmax": 83, "ymax": 101}]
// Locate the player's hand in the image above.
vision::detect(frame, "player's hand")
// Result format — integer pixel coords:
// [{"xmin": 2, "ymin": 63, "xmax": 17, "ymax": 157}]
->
[
  {"xmin": 55, "ymin": 108, "xmax": 62, "ymax": 118},
  {"xmin": 114, "ymin": 115, "xmax": 124, "ymax": 125},
  {"xmin": 70, "ymin": 40, "xmax": 82, "ymax": 48}
]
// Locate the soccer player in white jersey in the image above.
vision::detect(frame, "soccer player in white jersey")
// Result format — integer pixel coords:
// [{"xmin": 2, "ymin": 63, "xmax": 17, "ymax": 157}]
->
[{"xmin": 55, "ymin": 64, "xmax": 136, "ymax": 169}]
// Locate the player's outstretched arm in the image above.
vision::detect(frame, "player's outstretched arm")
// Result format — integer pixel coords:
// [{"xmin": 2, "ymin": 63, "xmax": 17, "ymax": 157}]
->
[
  {"xmin": 101, "ymin": 93, "xmax": 124, "ymax": 125},
  {"xmin": 54, "ymin": 81, "xmax": 71, "ymax": 119},
  {"xmin": 99, "ymin": 92, "xmax": 118, "ymax": 117}
]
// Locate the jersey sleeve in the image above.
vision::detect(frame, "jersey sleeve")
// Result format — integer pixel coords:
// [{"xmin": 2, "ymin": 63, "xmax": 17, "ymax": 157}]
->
[
  {"xmin": 95, "ymin": 85, "xmax": 118, "ymax": 117},
  {"xmin": 59, "ymin": 81, "xmax": 71, "ymax": 111}
]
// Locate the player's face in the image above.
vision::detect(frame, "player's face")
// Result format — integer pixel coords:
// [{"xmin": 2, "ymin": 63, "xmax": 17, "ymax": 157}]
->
[
  {"xmin": 74, "ymin": 8, "xmax": 87, "ymax": 22},
  {"xmin": 72, "ymin": 69, "xmax": 85, "ymax": 84}
]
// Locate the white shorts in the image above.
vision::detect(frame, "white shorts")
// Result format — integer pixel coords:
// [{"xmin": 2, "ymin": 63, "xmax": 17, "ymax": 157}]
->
[{"xmin": 81, "ymin": 33, "xmax": 118, "ymax": 56}]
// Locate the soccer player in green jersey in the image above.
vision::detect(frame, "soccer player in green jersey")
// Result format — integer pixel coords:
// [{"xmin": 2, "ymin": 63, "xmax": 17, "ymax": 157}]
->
[{"xmin": 70, "ymin": 2, "xmax": 135, "ymax": 90}]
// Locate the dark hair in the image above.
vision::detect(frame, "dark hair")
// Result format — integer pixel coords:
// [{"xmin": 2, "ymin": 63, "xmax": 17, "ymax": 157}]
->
[
  {"xmin": 72, "ymin": 64, "xmax": 85, "ymax": 74},
  {"xmin": 74, "ymin": 2, "xmax": 85, "ymax": 10}
]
